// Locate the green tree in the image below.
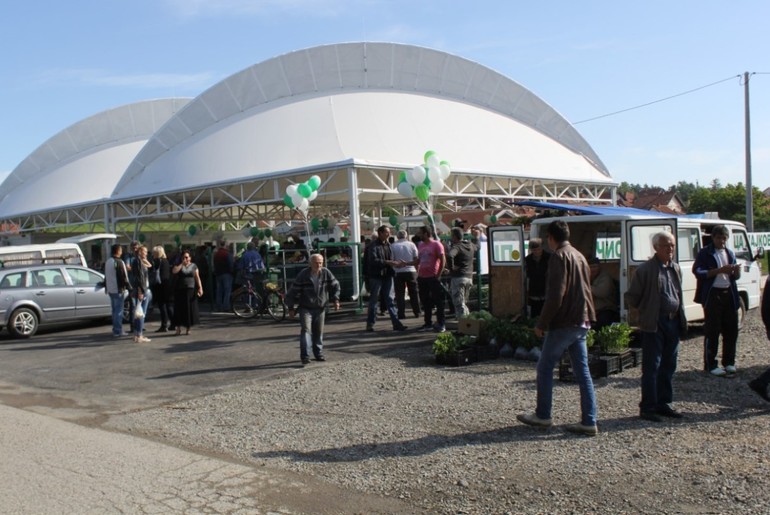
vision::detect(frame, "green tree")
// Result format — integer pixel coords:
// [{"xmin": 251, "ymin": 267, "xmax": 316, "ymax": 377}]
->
[{"xmin": 687, "ymin": 183, "xmax": 770, "ymax": 230}]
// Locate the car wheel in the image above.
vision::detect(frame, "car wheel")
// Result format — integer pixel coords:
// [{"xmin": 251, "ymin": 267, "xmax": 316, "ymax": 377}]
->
[{"xmin": 9, "ymin": 307, "xmax": 39, "ymax": 338}]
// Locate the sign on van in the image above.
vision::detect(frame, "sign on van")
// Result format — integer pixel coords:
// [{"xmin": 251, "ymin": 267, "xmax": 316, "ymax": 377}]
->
[{"xmin": 749, "ymin": 232, "xmax": 770, "ymax": 250}]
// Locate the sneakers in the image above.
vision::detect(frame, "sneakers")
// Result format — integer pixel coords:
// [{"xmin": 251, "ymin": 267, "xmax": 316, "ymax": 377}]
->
[
  {"xmin": 393, "ymin": 324, "xmax": 408, "ymax": 331},
  {"xmin": 417, "ymin": 324, "xmax": 433, "ymax": 332},
  {"xmin": 301, "ymin": 358, "xmax": 311, "ymax": 365},
  {"xmin": 113, "ymin": 332, "xmax": 129, "ymax": 338},
  {"xmin": 564, "ymin": 423, "xmax": 599, "ymax": 436},
  {"xmin": 365, "ymin": 325, "xmax": 374, "ymax": 332},
  {"xmin": 134, "ymin": 335, "xmax": 152, "ymax": 343},
  {"xmin": 516, "ymin": 413, "xmax": 553, "ymax": 428},
  {"xmin": 710, "ymin": 367, "xmax": 727, "ymax": 377},
  {"xmin": 433, "ymin": 324, "xmax": 446, "ymax": 333},
  {"xmin": 748, "ymin": 380, "xmax": 770, "ymax": 402},
  {"xmin": 725, "ymin": 365, "xmax": 737, "ymax": 374}
]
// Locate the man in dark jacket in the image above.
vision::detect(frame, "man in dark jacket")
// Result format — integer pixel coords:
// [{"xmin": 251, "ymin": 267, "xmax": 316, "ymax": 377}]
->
[
  {"xmin": 286, "ymin": 253, "xmax": 341, "ymax": 365},
  {"xmin": 748, "ymin": 274, "xmax": 770, "ymax": 402},
  {"xmin": 365, "ymin": 226, "xmax": 407, "ymax": 332},
  {"xmin": 692, "ymin": 225, "xmax": 742, "ymax": 376},
  {"xmin": 626, "ymin": 231, "xmax": 687, "ymax": 422},
  {"xmin": 525, "ymin": 238, "xmax": 550, "ymax": 318},
  {"xmin": 517, "ymin": 220, "xmax": 598, "ymax": 436},
  {"xmin": 447, "ymin": 227, "xmax": 476, "ymax": 318}
]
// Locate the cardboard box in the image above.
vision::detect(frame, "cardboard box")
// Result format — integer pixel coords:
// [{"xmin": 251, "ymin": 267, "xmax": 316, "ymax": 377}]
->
[{"xmin": 458, "ymin": 317, "xmax": 488, "ymax": 338}]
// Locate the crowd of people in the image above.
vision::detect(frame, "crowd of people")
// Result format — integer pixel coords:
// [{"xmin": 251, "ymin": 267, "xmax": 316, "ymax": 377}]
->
[{"xmin": 102, "ymin": 220, "xmax": 770, "ymax": 421}]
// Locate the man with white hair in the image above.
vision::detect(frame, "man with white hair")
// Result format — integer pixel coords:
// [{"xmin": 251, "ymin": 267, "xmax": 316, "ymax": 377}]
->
[{"xmin": 391, "ymin": 230, "xmax": 420, "ymax": 320}]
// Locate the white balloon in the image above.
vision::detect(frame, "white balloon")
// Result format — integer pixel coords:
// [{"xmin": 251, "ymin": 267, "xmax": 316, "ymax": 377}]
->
[
  {"xmin": 308, "ymin": 190, "xmax": 318, "ymax": 201},
  {"xmin": 242, "ymin": 226, "xmax": 252, "ymax": 238},
  {"xmin": 327, "ymin": 217, "xmax": 337, "ymax": 229},
  {"xmin": 298, "ymin": 198, "xmax": 309, "ymax": 212},
  {"xmin": 398, "ymin": 181, "xmax": 415, "ymax": 198},
  {"xmin": 286, "ymin": 184, "xmax": 298, "ymax": 197},
  {"xmin": 408, "ymin": 165, "xmax": 426, "ymax": 186},
  {"xmin": 439, "ymin": 163, "xmax": 451, "ymax": 180},
  {"xmin": 429, "ymin": 178, "xmax": 444, "ymax": 193},
  {"xmin": 428, "ymin": 166, "xmax": 442, "ymax": 184},
  {"xmin": 426, "ymin": 154, "xmax": 440, "ymax": 169}
]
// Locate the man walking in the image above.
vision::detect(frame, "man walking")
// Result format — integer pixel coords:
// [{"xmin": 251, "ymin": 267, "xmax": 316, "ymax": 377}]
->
[
  {"xmin": 104, "ymin": 243, "xmax": 131, "ymax": 338},
  {"xmin": 517, "ymin": 220, "xmax": 598, "ymax": 436},
  {"xmin": 748, "ymin": 274, "xmax": 770, "ymax": 402},
  {"xmin": 625, "ymin": 231, "xmax": 687, "ymax": 422},
  {"xmin": 365, "ymin": 226, "xmax": 407, "ymax": 332},
  {"xmin": 391, "ymin": 230, "xmax": 420, "ymax": 320},
  {"xmin": 286, "ymin": 253, "xmax": 341, "ymax": 365},
  {"xmin": 447, "ymin": 227, "xmax": 476, "ymax": 318},
  {"xmin": 693, "ymin": 225, "xmax": 742, "ymax": 376},
  {"xmin": 414, "ymin": 225, "xmax": 447, "ymax": 333}
]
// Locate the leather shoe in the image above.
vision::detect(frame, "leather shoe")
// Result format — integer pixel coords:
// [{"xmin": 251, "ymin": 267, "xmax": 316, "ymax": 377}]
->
[
  {"xmin": 301, "ymin": 358, "xmax": 311, "ymax": 365},
  {"xmin": 365, "ymin": 325, "xmax": 374, "ymax": 332},
  {"xmin": 394, "ymin": 324, "xmax": 407, "ymax": 331},
  {"xmin": 154, "ymin": 326, "xmax": 168, "ymax": 333},
  {"xmin": 657, "ymin": 405, "xmax": 684, "ymax": 419},
  {"xmin": 314, "ymin": 356, "xmax": 326, "ymax": 362},
  {"xmin": 749, "ymin": 380, "xmax": 770, "ymax": 402},
  {"xmin": 639, "ymin": 411, "xmax": 663, "ymax": 422}
]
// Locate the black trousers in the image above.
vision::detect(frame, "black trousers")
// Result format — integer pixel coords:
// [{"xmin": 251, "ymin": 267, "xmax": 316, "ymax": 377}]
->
[
  {"xmin": 394, "ymin": 271, "xmax": 420, "ymax": 318},
  {"xmin": 703, "ymin": 288, "xmax": 739, "ymax": 370},
  {"xmin": 418, "ymin": 276, "xmax": 445, "ymax": 326}
]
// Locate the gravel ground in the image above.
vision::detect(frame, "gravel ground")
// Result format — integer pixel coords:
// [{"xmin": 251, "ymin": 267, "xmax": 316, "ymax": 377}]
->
[{"xmin": 108, "ymin": 310, "xmax": 770, "ymax": 514}]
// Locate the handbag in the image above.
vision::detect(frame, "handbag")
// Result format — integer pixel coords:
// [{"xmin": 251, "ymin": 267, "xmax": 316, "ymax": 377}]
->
[{"xmin": 134, "ymin": 303, "xmax": 145, "ymax": 319}]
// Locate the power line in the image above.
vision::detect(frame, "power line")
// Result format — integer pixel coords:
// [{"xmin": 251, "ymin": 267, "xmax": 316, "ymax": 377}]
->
[{"xmin": 573, "ymin": 75, "xmax": 741, "ymax": 125}]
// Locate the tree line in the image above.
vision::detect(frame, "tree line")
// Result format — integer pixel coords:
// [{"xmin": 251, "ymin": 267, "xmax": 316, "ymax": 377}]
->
[{"xmin": 618, "ymin": 180, "xmax": 770, "ymax": 231}]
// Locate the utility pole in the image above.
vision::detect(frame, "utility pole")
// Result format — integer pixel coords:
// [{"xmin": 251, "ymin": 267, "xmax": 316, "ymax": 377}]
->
[{"xmin": 744, "ymin": 71, "xmax": 754, "ymax": 231}]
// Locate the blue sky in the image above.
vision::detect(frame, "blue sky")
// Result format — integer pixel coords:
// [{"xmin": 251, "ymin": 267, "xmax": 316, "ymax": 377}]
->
[{"xmin": 1, "ymin": 0, "xmax": 768, "ymax": 190}]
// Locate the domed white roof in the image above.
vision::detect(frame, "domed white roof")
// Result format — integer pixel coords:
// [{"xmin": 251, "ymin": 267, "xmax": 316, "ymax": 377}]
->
[{"xmin": 113, "ymin": 42, "xmax": 610, "ymax": 200}]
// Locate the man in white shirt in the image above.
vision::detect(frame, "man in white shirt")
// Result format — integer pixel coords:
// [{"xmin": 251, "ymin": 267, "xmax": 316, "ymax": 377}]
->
[{"xmin": 391, "ymin": 230, "xmax": 420, "ymax": 319}]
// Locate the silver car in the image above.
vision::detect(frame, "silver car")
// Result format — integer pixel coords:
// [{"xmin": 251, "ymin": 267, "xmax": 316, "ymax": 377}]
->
[{"xmin": 0, "ymin": 264, "xmax": 111, "ymax": 338}]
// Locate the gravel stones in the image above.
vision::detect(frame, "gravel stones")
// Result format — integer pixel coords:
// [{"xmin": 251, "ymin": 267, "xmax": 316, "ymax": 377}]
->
[{"xmin": 108, "ymin": 310, "xmax": 770, "ymax": 514}]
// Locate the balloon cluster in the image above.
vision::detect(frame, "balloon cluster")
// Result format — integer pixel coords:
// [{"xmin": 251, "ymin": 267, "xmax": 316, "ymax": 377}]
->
[
  {"xmin": 241, "ymin": 226, "xmax": 273, "ymax": 239},
  {"xmin": 284, "ymin": 175, "xmax": 321, "ymax": 215},
  {"xmin": 483, "ymin": 214, "xmax": 498, "ymax": 225},
  {"xmin": 397, "ymin": 151, "xmax": 451, "ymax": 202}
]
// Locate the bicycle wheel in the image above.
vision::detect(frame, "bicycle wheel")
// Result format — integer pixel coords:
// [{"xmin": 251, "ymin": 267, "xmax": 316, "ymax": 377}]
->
[
  {"xmin": 264, "ymin": 292, "xmax": 287, "ymax": 321},
  {"xmin": 232, "ymin": 289, "xmax": 260, "ymax": 319}
]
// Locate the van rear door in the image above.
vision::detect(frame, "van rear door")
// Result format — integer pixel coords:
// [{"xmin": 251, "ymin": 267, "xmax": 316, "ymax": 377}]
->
[
  {"xmin": 488, "ymin": 225, "xmax": 526, "ymax": 318},
  {"xmin": 623, "ymin": 218, "xmax": 677, "ymax": 326}
]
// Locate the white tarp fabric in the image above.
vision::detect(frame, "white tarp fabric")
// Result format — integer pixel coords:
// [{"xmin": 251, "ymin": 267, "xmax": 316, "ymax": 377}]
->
[
  {"xmin": 113, "ymin": 42, "xmax": 611, "ymax": 200},
  {"xmin": 0, "ymin": 98, "xmax": 190, "ymax": 217}
]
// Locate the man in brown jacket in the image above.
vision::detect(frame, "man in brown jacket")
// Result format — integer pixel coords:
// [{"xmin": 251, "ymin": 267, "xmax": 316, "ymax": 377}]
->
[{"xmin": 517, "ymin": 220, "xmax": 598, "ymax": 436}]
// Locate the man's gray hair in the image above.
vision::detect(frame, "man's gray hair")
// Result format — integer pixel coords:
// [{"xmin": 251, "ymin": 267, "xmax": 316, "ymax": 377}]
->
[
  {"xmin": 652, "ymin": 231, "xmax": 674, "ymax": 248},
  {"xmin": 397, "ymin": 230, "xmax": 407, "ymax": 239}
]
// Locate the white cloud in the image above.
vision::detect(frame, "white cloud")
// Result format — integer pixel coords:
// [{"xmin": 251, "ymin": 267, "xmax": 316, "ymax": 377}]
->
[{"xmin": 32, "ymin": 68, "xmax": 218, "ymax": 91}]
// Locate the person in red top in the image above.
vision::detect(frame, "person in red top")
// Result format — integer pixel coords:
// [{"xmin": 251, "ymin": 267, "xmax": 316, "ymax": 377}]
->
[{"xmin": 412, "ymin": 225, "xmax": 447, "ymax": 333}]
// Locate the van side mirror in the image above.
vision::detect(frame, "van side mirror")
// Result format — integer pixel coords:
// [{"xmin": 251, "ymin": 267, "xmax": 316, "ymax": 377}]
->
[{"xmin": 755, "ymin": 247, "xmax": 765, "ymax": 259}]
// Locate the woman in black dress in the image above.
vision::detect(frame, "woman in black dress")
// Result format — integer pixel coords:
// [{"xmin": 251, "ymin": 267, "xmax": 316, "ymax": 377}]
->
[{"xmin": 171, "ymin": 249, "xmax": 203, "ymax": 335}]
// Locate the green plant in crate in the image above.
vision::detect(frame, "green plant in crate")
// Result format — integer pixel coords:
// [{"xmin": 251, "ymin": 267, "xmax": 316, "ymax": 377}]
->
[
  {"xmin": 596, "ymin": 323, "xmax": 633, "ymax": 354},
  {"xmin": 432, "ymin": 332, "xmax": 458, "ymax": 356},
  {"xmin": 586, "ymin": 329, "xmax": 596, "ymax": 349},
  {"xmin": 466, "ymin": 310, "xmax": 494, "ymax": 322}
]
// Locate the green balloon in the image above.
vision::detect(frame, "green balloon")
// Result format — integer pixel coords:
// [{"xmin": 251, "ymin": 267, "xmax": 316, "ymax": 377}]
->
[
  {"xmin": 174, "ymin": 235, "xmax": 181, "ymax": 244},
  {"xmin": 257, "ymin": 230, "xmax": 265, "ymax": 239},
  {"xmin": 188, "ymin": 225, "xmax": 197, "ymax": 236},
  {"xmin": 250, "ymin": 227, "xmax": 259, "ymax": 237},
  {"xmin": 490, "ymin": 215, "xmax": 498, "ymax": 224},
  {"xmin": 389, "ymin": 215, "xmax": 398, "ymax": 225},
  {"xmin": 264, "ymin": 229, "xmax": 272, "ymax": 238},
  {"xmin": 423, "ymin": 176, "xmax": 431, "ymax": 186},
  {"xmin": 308, "ymin": 175, "xmax": 322, "ymax": 191},
  {"xmin": 424, "ymin": 150, "xmax": 436, "ymax": 163},
  {"xmin": 321, "ymin": 218, "xmax": 329, "ymax": 229},
  {"xmin": 415, "ymin": 184, "xmax": 429, "ymax": 201},
  {"xmin": 138, "ymin": 233, "xmax": 146, "ymax": 243},
  {"xmin": 398, "ymin": 171, "xmax": 407, "ymax": 183},
  {"xmin": 439, "ymin": 160, "xmax": 450, "ymax": 167},
  {"xmin": 298, "ymin": 183, "xmax": 312, "ymax": 198},
  {"xmin": 283, "ymin": 194, "xmax": 295, "ymax": 208},
  {"xmin": 311, "ymin": 218, "xmax": 321, "ymax": 230}
]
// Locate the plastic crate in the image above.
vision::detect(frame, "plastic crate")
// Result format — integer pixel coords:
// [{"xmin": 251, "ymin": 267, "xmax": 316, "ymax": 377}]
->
[{"xmin": 435, "ymin": 347, "xmax": 477, "ymax": 367}]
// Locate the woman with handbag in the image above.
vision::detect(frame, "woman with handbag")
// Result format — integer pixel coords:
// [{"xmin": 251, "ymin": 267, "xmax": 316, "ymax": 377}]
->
[
  {"xmin": 130, "ymin": 245, "xmax": 153, "ymax": 343},
  {"xmin": 151, "ymin": 245, "xmax": 174, "ymax": 332},
  {"xmin": 171, "ymin": 249, "xmax": 203, "ymax": 336}
]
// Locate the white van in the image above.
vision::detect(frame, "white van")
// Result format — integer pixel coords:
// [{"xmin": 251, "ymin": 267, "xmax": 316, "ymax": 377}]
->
[
  {"xmin": 525, "ymin": 205, "xmax": 763, "ymax": 326},
  {"xmin": 0, "ymin": 233, "xmax": 116, "ymax": 270}
]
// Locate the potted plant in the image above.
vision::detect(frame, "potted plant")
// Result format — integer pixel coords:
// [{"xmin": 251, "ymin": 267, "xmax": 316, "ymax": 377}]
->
[{"xmin": 433, "ymin": 332, "xmax": 475, "ymax": 366}]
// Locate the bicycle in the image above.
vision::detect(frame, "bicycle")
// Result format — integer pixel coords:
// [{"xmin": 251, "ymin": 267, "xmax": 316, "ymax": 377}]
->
[{"xmin": 231, "ymin": 277, "xmax": 287, "ymax": 321}]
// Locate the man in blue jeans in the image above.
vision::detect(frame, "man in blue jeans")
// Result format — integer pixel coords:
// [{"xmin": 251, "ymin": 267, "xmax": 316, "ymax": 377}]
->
[
  {"xmin": 365, "ymin": 225, "xmax": 407, "ymax": 332},
  {"xmin": 625, "ymin": 231, "xmax": 687, "ymax": 422},
  {"xmin": 104, "ymin": 243, "xmax": 130, "ymax": 338},
  {"xmin": 517, "ymin": 220, "xmax": 598, "ymax": 436}
]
